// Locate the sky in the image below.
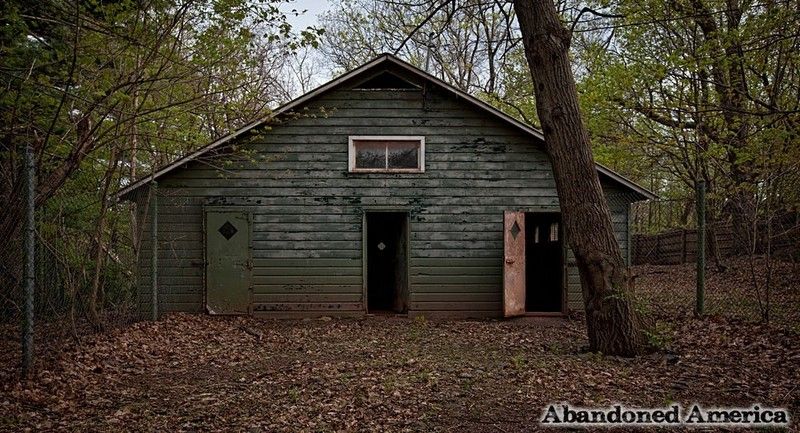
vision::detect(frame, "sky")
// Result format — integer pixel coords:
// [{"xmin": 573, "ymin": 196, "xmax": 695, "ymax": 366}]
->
[
  {"xmin": 279, "ymin": 0, "xmax": 335, "ymax": 93},
  {"xmin": 284, "ymin": 0, "xmax": 330, "ymax": 30}
]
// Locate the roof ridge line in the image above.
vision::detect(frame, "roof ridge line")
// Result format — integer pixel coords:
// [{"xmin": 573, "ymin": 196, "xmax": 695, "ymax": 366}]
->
[{"xmin": 115, "ymin": 54, "xmax": 655, "ymax": 201}]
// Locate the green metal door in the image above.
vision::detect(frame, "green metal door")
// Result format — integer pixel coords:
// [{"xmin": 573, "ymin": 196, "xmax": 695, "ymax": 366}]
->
[{"xmin": 206, "ymin": 210, "xmax": 252, "ymax": 314}]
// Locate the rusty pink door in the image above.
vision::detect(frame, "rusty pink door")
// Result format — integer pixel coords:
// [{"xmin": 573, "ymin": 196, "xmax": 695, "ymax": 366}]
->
[{"xmin": 503, "ymin": 211, "xmax": 526, "ymax": 317}]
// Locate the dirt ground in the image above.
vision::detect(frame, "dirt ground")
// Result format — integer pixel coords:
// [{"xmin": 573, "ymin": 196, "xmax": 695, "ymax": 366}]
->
[{"xmin": 1, "ymin": 314, "xmax": 798, "ymax": 432}]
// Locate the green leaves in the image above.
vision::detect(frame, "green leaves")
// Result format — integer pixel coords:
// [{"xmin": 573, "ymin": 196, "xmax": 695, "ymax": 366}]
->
[
  {"xmin": 1, "ymin": 0, "xmax": 325, "ymax": 314},
  {"xmin": 571, "ymin": 0, "xmax": 800, "ymax": 203}
]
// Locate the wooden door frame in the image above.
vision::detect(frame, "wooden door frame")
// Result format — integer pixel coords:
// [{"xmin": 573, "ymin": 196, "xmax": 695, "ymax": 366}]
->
[
  {"xmin": 361, "ymin": 208, "xmax": 411, "ymax": 314},
  {"xmin": 514, "ymin": 208, "xmax": 568, "ymax": 317},
  {"xmin": 202, "ymin": 206, "xmax": 254, "ymax": 315}
]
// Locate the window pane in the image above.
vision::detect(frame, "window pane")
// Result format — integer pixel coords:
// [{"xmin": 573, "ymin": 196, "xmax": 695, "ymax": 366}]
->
[
  {"xmin": 550, "ymin": 223, "xmax": 559, "ymax": 242},
  {"xmin": 354, "ymin": 140, "xmax": 386, "ymax": 169},
  {"xmin": 387, "ymin": 141, "xmax": 419, "ymax": 169}
]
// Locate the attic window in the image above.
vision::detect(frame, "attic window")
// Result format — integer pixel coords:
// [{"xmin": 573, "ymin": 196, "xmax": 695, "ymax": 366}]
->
[
  {"xmin": 353, "ymin": 72, "xmax": 419, "ymax": 89},
  {"xmin": 348, "ymin": 136, "xmax": 425, "ymax": 173}
]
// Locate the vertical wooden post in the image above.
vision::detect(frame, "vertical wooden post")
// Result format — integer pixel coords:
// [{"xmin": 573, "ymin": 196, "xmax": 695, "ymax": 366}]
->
[
  {"xmin": 626, "ymin": 203, "xmax": 632, "ymax": 266},
  {"xmin": 151, "ymin": 181, "xmax": 158, "ymax": 321},
  {"xmin": 362, "ymin": 212, "xmax": 368, "ymax": 313},
  {"xmin": 22, "ymin": 143, "xmax": 35, "ymax": 378},
  {"xmin": 681, "ymin": 229, "xmax": 688, "ymax": 264},
  {"xmin": 696, "ymin": 181, "xmax": 706, "ymax": 317}
]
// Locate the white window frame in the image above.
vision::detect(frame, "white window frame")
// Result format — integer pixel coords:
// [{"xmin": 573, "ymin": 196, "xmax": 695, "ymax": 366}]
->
[{"xmin": 348, "ymin": 136, "xmax": 425, "ymax": 173}]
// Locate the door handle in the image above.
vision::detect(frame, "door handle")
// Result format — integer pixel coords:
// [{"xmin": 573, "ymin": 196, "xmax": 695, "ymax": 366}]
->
[
  {"xmin": 505, "ymin": 258, "xmax": 515, "ymax": 264},
  {"xmin": 234, "ymin": 260, "xmax": 253, "ymax": 270}
]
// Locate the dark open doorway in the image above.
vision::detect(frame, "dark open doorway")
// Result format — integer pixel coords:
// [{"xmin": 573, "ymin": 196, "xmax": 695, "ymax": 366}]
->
[
  {"xmin": 366, "ymin": 212, "xmax": 409, "ymax": 313},
  {"xmin": 524, "ymin": 213, "xmax": 564, "ymax": 313}
]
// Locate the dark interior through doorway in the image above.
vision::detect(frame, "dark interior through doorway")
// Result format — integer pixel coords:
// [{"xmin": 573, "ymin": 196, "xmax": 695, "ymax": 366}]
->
[
  {"xmin": 366, "ymin": 212, "xmax": 409, "ymax": 313},
  {"xmin": 525, "ymin": 212, "xmax": 564, "ymax": 313}
]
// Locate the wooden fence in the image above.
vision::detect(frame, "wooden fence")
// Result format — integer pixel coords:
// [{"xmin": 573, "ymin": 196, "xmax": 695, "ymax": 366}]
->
[
  {"xmin": 632, "ymin": 215, "xmax": 800, "ymax": 265},
  {"xmin": 632, "ymin": 223, "xmax": 736, "ymax": 265}
]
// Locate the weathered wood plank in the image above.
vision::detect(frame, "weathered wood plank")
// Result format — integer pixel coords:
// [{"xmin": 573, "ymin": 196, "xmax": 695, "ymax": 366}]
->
[
  {"xmin": 260, "ymin": 125, "xmax": 531, "ymax": 136},
  {"xmin": 252, "ymin": 231, "xmax": 362, "ymax": 242},
  {"xmin": 252, "ymin": 293, "xmax": 361, "ymax": 303},
  {"xmin": 410, "ymin": 293, "xmax": 501, "ymax": 302},
  {"xmin": 409, "ymin": 258, "xmax": 502, "ymax": 267},
  {"xmin": 139, "ymin": 69, "xmax": 636, "ymax": 316},
  {"xmin": 412, "ymin": 249, "xmax": 503, "ymax": 258},
  {"xmin": 156, "ymin": 185, "xmax": 561, "ymax": 198},
  {"xmin": 410, "ymin": 275, "xmax": 501, "ymax": 284},
  {"xmin": 251, "ymin": 250, "xmax": 361, "ymax": 259},
  {"xmin": 254, "ymin": 258, "xmax": 361, "ymax": 267},
  {"xmin": 245, "ymin": 134, "xmax": 537, "ymax": 146},
  {"xmin": 407, "ymin": 284, "xmax": 501, "ymax": 293},
  {"xmin": 411, "ymin": 266, "xmax": 500, "ymax": 275},
  {"xmin": 411, "ymin": 231, "xmax": 503, "ymax": 242},
  {"xmin": 253, "ymin": 284, "xmax": 361, "ymax": 294},
  {"xmin": 253, "ymin": 275, "xmax": 361, "ymax": 285},
  {"xmin": 168, "ymin": 169, "xmax": 555, "ymax": 181},
  {"xmin": 162, "ymin": 176, "xmax": 556, "ymax": 189},
  {"xmin": 254, "ymin": 267, "xmax": 361, "ymax": 276},
  {"xmin": 253, "ymin": 302, "xmax": 363, "ymax": 312},
  {"xmin": 409, "ymin": 301, "xmax": 501, "ymax": 311}
]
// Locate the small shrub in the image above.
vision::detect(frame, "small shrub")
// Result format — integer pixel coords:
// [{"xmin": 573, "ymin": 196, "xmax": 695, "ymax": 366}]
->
[
  {"xmin": 644, "ymin": 321, "xmax": 675, "ymax": 350},
  {"xmin": 409, "ymin": 315, "xmax": 428, "ymax": 339},
  {"xmin": 511, "ymin": 351, "xmax": 526, "ymax": 370},
  {"xmin": 288, "ymin": 387, "xmax": 301, "ymax": 402}
]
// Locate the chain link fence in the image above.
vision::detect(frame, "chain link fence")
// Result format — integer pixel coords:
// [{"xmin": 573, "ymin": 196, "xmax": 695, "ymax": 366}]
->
[
  {"xmin": 630, "ymin": 191, "xmax": 800, "ymax": 331},
  {"xmin": 0, "ymin": 194, "xmax": 145, "ymax": 330},
  {"xmin": 1, "ymin": 148, "xmax": 158, "ymax": 376}
]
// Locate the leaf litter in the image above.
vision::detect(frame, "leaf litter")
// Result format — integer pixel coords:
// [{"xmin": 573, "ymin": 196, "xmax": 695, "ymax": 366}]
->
[{"xmin": 0, "ymin": 313, "xmax": 798, "ymax": 432}]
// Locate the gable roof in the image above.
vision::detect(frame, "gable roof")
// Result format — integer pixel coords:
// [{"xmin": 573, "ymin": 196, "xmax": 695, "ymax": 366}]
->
[{"xmin": 116, "ymin": 53, "xmax": 656, "ymax": 201}]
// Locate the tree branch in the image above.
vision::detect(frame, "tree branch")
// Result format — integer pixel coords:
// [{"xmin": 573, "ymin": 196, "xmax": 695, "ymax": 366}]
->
[
  {"xmin": 570, "ymin": 7, "xmax": 625, "ymax": 33},
  {"xmin": 392, "ymin": 0, "xmax": 455, "ymax": 54}
]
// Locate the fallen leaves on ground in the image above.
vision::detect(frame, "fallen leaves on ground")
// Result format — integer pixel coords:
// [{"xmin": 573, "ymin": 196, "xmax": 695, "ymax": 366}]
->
[
  {"xmin": 1, "ymin": 312, "xmax": 798, "ymax": 432},
  {"xmin": 634, "ymin": 256, "xmax": 800, "ymax": 328}
]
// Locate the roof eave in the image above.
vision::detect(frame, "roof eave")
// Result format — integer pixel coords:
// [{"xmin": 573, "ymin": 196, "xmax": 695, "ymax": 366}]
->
[
  {"xmin": 596, "ymin": 163, "xmax": 658, "ymax": 201},
  {"xmin": 115, "ymin": 54, "xmax": 395, "ymax": 201},
  {"xmin": 114, "ymin": 53, "xmax": 655, "ymax": 202}
]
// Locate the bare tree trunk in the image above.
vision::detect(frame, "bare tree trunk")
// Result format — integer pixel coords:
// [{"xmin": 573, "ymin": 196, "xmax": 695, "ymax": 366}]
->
[
  {"xmin": 129, "ymin": 47, "xmax": 142, "ymax": 258},
  {"xmin": 513, "ymin": 0, "xmax": 647, "ymax": 356},
  {"xmin": 87, "ymin": 148, "xmax": 119, "ymax": 332}
]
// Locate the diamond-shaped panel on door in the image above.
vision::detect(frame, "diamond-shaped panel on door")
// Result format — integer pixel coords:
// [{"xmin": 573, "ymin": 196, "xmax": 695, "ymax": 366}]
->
[{"xmin": 218, "ymin": 221, "xmax": 238, "ymax": 240}]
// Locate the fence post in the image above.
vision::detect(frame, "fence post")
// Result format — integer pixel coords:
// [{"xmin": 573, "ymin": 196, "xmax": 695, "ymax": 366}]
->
[
  {"xmin": 681, "ymin": 229, "xmax": 687, "ymax": 264},
  {"xmin": 626, "ymin": 203, "xmax": 632, "ymax": 266},
  {"xmin": 151, "ymin": 181, "xmax": 158, "ymax": 321},
  {"xmin": 22, "ymin": 143, "xmax": 35, "ymax": 378},
  {"xmin": 695, "ymin": 181, "xmax": 706, "ymax": 317}
]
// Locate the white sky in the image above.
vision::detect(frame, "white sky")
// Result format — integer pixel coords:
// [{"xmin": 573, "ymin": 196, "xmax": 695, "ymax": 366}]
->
[
  {"xmin": 284, "ymin": 0, "xmax": 330, "ymax": 30},
  {"xmin": 278, "ymin": 0, "xmax": 335, "ymax": 95}
]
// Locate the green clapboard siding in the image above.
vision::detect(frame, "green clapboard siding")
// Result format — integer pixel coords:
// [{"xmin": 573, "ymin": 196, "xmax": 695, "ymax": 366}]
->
[{"xmin": 135, "ymin": 71, "xmax": 639, "ymax": 317}]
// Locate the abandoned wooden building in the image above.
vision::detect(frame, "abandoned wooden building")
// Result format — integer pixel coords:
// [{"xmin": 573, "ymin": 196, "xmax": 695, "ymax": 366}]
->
[{"xmin": 117, "ymin": 53, "xmax": 655, "ymax": 318}]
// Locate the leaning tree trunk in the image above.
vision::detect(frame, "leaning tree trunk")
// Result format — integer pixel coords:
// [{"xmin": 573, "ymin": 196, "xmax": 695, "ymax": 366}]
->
[{"xmin": 513, "ymin": 0, "xmax": 647, "ymax": 356}]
